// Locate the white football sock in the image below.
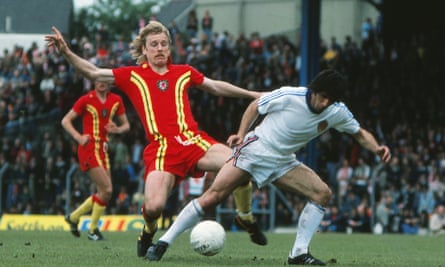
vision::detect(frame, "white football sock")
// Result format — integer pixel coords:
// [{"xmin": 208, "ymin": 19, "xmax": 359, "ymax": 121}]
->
[
  {"xmin": 159, "ymin": 199, "xmax": 204, "ymax": 245},
  {"xmin": 289, "ymin": 201, "xmax": 325, "ymax": 258}
]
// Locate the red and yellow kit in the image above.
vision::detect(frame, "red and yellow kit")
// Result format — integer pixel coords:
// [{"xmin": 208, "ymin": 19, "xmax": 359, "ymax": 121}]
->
[
  {"xmin": 73, "ymin": 90, "xmax": 126, "ymax": 171},
  {"xmin": 113, "ymin": 63, "xmax": 217, "ymax": 183}
]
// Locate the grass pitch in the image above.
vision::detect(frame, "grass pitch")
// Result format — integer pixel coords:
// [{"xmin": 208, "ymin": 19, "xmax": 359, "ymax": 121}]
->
[{"xmin": 0, "ymin": 230, "xmax": 444, "ymax": 267}]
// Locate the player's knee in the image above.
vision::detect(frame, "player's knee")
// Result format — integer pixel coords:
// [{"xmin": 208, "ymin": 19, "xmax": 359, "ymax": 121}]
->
[
  {"xmin": 319, "ymin": 186, "xmax": 332, "ymax": 206},
  {"xmin": 102, "ymin": 190, "xmax": 112, "ymax": 202},
  {"xmin": 143, "ymin": 201, "xmax": 163, "ymax": 218},
  {"xmin": 311, "ymin": 185, "xmax": 332, "ymax": 206},
  {"xmin": 97, "ymin": 189, "xmax": 112, "ymax": 203},
  {"xmin": 237, "ymin": 180, "xmax": 250, "ymax": 187},
  {"xmin": 200, "ymin": 191, "xmax": 222, "ymax": 211}
]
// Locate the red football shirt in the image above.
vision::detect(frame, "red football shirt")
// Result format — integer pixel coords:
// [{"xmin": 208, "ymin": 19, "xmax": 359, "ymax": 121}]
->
[
  {"xmin": 112, "ymin": 63, "xmax": 204, "ymax": 143},
  {"xmin": 72, "ymin": 90, "xmax": 126, "ymax": 142}
]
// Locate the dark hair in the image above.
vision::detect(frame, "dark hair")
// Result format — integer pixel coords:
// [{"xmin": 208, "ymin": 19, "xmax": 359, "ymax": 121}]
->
[{"xmin": 308, "ymin": 69, "xmax": 346, "ymax": 102}]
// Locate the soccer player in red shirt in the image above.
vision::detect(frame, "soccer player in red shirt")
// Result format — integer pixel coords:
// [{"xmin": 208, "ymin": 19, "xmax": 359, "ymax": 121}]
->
[
  {"xmin": 46, "ymin": 20, "xmax": 267, "ymax": 255},
  {"xmin": 62, "ymin": 79, "xmax": 130, "ymax": 241}
]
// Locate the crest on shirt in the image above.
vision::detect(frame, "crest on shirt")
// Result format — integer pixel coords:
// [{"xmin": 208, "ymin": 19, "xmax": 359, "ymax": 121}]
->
[
  {"xmin": 157, "ymin": 80, "xmax": 169, "ymax": 91},
  {"xmin": 317, "ymin": 120, "xmax": 328, "ymax": 132},
  {"xmin": 102, "ymin": 109, "xmax": 108, "ymax": 118}
]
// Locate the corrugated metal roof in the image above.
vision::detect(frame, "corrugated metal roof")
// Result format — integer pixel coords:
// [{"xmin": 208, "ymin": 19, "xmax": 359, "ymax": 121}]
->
[{"xmin": 0, "ymin": 0, "xmax": 72, "ymax": 34}]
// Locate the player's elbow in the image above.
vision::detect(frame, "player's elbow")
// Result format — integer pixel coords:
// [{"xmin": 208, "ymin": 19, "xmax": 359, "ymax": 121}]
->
[{"xmin": 61, "ymin": 117, "xmax": 69, "ymax": 129}]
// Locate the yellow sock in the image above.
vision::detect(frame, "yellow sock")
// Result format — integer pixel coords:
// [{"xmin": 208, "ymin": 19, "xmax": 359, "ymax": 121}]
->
[
  {"xmin": 144, "ymin": 219, "xmax": 158, "ymax": 234},
  {"xmin": 141, "ymin": 207, "xmax": 159, "ymax": 234},
  {"xmin": 233, "ymin": 182, "xmax": 255, "ymax": 223},
  {"xmin": 90, "ymin": 202, "xmax": 106, "ymax": 232},
  {"xmin": 70, "ymin": 196, "xmax": 93, "ymax": 222}
]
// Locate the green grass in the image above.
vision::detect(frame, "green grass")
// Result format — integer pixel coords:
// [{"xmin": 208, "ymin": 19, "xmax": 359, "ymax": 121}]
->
[{"xmin": 0, "ymin": 230, "xmax": 444, "ymax": 267}]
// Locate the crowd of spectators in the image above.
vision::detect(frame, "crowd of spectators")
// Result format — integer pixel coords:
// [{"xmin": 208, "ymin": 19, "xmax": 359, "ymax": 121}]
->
[{"xmin": 1, "ymin": 12, "xmax": 444, "ymax": 235}]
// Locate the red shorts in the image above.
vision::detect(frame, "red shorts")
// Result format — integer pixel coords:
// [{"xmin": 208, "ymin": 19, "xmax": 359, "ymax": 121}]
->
[
  {"xmin": 143, "ymin": 130, "xmax": 217, "ymax": 186},
  {"xmin": 78, "ymin": 140, "xmax": 109, "ymax": 172}
]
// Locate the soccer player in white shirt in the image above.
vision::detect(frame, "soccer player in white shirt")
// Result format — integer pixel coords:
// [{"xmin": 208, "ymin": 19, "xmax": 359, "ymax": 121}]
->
[{"xmin": 147, "ymin": 69, "xmax": 392, "ymax": 265}]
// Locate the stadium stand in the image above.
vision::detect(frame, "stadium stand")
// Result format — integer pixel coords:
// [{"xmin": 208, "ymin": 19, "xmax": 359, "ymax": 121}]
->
[{"xmin": 0, "ymin": 1, "xmax": 444, "ymax": 235}]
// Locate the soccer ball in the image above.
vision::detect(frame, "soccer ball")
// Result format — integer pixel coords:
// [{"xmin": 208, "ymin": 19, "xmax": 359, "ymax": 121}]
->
[{"xmin": 190, "ymin": 220, "xmax": 226, "ymax": 256}]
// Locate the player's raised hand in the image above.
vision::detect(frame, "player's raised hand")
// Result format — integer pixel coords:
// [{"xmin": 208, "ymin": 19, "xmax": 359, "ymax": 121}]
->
[
  {"xmin": 44, "ymin": 26, "xmax": 69, "ymax": 54},
  {"xmin": 376, "ymin": 145, "xmax": 391, "ymax": 163}
]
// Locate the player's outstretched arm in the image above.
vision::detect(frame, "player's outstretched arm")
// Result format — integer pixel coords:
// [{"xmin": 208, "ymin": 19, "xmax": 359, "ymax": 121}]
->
[
  {"xmin": 352, "ymin": 128, "xmax": 391, "ymax": 163},
  {"xmin": 45, "ymin": 26, "xmax": 115, "ymax": 83},
  {"xmin": 199, "ymin": 77, "xmax": 264, "ymax": 99}
]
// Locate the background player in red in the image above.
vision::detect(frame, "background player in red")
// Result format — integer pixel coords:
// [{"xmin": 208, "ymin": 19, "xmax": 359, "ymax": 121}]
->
[
  {"xmin": 46, "ymin": 20, "xmax": 266, "ymax": 255},
  {"xmin": 62, "ymin": 79, "xmax": 130, "ymax": 241}
]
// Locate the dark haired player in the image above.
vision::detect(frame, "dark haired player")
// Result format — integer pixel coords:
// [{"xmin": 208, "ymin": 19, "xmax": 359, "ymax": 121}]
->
[{"xmin": 148, "ymin": 69, "xmax": 391, "ymax": 265}]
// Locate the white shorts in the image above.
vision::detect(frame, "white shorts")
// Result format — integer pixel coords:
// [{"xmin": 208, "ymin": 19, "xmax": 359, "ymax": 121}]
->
[{"xmin": 232, "ymin": 133, "xmax": 300, "ymax": 188}]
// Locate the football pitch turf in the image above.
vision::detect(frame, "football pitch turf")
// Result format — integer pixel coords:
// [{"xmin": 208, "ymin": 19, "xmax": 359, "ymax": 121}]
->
[{"xmin": 0, "ymin": 230, "xmax": 443, "ymax": 267}]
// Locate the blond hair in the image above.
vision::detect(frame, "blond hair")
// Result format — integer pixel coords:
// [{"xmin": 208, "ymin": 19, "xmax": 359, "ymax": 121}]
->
[{"xmin": 131, "ymin": 21, "xmax": 172, "ymax": 65}]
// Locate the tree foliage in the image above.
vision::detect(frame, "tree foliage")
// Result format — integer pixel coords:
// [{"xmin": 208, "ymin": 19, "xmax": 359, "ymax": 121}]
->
[{"xmin": 71, "ymin": 0, "xmax": 156, "ymax": 43}]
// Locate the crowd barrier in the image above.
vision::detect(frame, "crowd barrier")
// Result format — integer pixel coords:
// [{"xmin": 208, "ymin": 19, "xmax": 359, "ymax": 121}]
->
[{"xmin": 0, "ymin": 214, "xmax": 144, "ymax": 232}]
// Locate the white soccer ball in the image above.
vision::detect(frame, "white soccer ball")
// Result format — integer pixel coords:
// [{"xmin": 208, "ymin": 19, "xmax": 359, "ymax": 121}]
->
[{"xmin": 190, "ymin": 220, "xmax": 226, "ymax": 256}]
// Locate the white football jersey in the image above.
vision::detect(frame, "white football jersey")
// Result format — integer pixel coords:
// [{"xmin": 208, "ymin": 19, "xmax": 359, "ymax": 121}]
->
[{"xmin": 255, "ymin": 86, "xmax": 360, "ymax": 155}]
